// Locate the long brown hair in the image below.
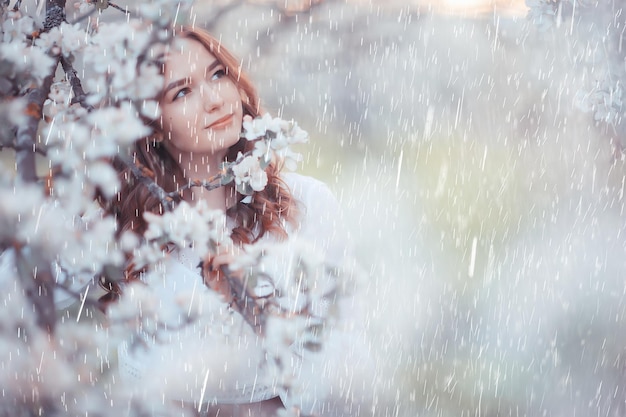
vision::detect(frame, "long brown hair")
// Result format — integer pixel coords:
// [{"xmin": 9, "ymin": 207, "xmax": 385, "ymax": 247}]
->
[{"xmin": 101, "ymin": 27, "xmax": 298, "ymax": 297}]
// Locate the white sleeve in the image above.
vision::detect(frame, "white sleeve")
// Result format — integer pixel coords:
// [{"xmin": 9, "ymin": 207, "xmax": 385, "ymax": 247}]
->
[{"xmin": 285, "ymin": 174, "xmax": 352, "ymax": 267}]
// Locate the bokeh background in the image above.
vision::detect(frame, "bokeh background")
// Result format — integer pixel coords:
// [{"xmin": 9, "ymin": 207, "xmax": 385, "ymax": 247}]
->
[
  {"xmin": 4, "ymin": 0, "xmax": 626, "ymax": 415},
  {"xmin": 193, "ymin": 2, "xmax": 626, "ymax": 415}
]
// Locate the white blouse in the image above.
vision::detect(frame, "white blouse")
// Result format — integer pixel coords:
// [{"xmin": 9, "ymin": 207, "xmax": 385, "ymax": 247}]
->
[{"xmin": 116, "ymin": 173, "xmax": 355, "ymax": 415}]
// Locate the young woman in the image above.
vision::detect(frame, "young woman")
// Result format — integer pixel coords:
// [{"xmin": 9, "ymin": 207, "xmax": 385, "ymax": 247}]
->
[{"xmin": 105, "ymin": 26, "xmax": 353, "ymax": 417}]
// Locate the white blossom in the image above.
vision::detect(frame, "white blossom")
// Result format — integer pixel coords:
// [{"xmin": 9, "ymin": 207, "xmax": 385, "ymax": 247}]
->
[
  {"xmin": 33, "ymin": 21, "xmax": 89, "ymax": 67},
  {"xmin": 107, "ymin": 281, "xmax": 160, "ymax": 326},
  {"xmin": 0, "ymin": 40, "xmax": 55, "ymax": 81},
  {"xmin": 83, "ymin": 20, "xmax": 159, "ymax": 102},
  {"xmin": 136, "ymin": 201, "xmax": 231, "ymax": 269},
  {"xmin": 140, "ymin": 99, "xmax": 161, "ymax": 119},
  {"xmin": 0, "ymin": 98, "xmax": 27, "ymax": 141},
  {"xmin": 242, "ymin": 113, "xmax": 276, "ymax": 141},
  {"xmin": 232, "ymin": 155, "xmax": 269, "ymax": 193},
  {"xmin": 86, "ymin": 161, "xmax": 120, "ymax": 198},
  {"xmin": 1, "ymin": 12, "xmax": 35, "ymax": 42},
  {"xmin": 237, "ymin": 113, "xmax": 308, "ymax": 178},
  {"xmin": 87, "ymin": 105, "xmax": 152, "ymax": 146}
]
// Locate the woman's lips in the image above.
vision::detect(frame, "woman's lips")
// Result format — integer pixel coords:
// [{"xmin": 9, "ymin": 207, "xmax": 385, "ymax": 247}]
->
[{"xmin": 207, "ymin": 114, "xmax": 233, "ymax": 130}]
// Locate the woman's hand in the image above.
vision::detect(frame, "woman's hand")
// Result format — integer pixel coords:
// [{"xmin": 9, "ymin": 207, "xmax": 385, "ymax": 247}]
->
[
  {"xmin": 201, "ymin": 243, "xmax": 244, "ymax": 305},
  {"xmin": 201, "ymin": 244, "xmax": 267, "ymax": 333}
]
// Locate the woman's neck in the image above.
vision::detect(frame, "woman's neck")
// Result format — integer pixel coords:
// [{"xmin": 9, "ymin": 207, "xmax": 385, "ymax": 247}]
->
[{"xmin": 186, "ymin": 185, "xmax": 233, "ymax": 212}]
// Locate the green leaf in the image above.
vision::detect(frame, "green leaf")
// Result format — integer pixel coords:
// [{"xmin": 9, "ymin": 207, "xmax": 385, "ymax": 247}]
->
[
  {"xmin": 259, "ymin": 153, "xmax": 272, "ymax": 169},
  {"xmin": 236, "ymin": 182, "xmax": 253, "ymax": 195},
  {"xmin": 220, "ymin": 172, "xmax": 234, "ymax": 185}
]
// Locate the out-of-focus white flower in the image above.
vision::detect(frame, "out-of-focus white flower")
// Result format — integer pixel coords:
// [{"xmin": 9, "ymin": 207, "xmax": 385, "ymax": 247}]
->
[
  {"xmin": 56, "ymin": 215, "xmax": 125, "ymax": 275},
  {"xmin": 277, "ymin": 147, "xmax": 304, "ymax": 171},
  {"xmin": 140, "ymin": 99, "xmax": 161, "ymax": 120},
  {"xmin": 135, "ymin": 61, "xmax": 164, "ymax": 100},
  {"xmin": 0, "ymin": 98, "xmax": 27, "ymax": 141},
  {"xmin": 263, "ymin": 314, "xmax": 311, "ymax": 387},
  {"xmin": 86, "ymin": 160, "xmax": 120, "ymax": 198},
  {"xmin": 87, "ymin": 105, "xmax": 151, "ymax": 146},
  {"xmin": 108, "ymin": 281, "xmax": 160, "ymax": 324},
  {"xmin": 83, "ymin": 20, "xmax": 158, "ymax": 102},
  {"xmin": 0, "ymin": 40, "xmax": 55, "ymax": 82},
  {"xmin": 119, "ymin": 230, "xmax": 140, "ymax": 252},
  {"xmin": 35, "ymin": 22, "xmax": 88, "ymax": 57},
  {"xmin": 0, "ymin": 182, "xmax": 46, "ymax": 242},
  {"xmin": 136, "ymin": 200, "xmax": 231, "ymax": 269},
  {"xmin": 1, "ymin": 13, "xmax": 35, "ymax": 43},
  {"xmin": 59, "ymin": 22, "xmax": 87, "ymax": 56}
]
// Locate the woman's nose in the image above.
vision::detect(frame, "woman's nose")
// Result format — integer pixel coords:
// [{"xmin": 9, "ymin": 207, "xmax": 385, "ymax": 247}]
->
[{"xmin": 201, "ymin": 83, "xmax": 224, "ymax": 112}]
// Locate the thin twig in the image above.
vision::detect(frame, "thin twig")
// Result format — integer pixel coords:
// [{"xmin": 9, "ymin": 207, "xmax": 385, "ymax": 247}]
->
[
  {"xmin": 117, "ymin": 153, "xmax": 177, "ymax": 211},
  {"xmin": 108, "ymin": 1, "xmax": 130, "ymax": 14},
  {"xmin": 165, "ymin": 174, "xmax": 225, "ymax": 199}
]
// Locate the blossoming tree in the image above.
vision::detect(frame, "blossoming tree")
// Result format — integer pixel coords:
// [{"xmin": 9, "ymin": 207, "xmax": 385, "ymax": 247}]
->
[{"xmin": 0, "ymin": 0, "xmax": 352, "ymax": 415}]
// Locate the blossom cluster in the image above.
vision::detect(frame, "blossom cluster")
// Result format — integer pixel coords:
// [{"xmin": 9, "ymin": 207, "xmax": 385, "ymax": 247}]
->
[
  {"xmin": 132, "ymin": 200, "xmax": 231, "ymax": 270},
  {"xmin": 83, "ymin": 19, "xmax": 165, "ymax": 105},
  {"xmin": 223, "ymin": 113, "xmax": 309, "ymax": 195},
  {"xmin": 0, "ymin": 10, "xmax": 55, "ymax": 88}
]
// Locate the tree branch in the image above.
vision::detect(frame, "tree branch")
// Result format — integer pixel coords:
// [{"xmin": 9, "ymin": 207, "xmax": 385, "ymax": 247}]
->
[
  {"xmin": 14, "ymin": 0, "xmax": 67, "ymax": 335},
  {"xmin": 14, "ymin": 0, "xmax": 66, "ymax": 181},
  {"xmin": 14, "ymin": 247, "xmax": 56, "ymax": 333},
  {"xmin": 60, "ymin": 55, "xmax": 94, "ymax": 111},
  {"xmin": 15, "ymin": 75, "xmax": 57, "ymax": 182}
]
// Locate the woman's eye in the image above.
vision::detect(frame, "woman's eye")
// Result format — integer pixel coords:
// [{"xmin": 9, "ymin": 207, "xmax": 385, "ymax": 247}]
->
[
  {"xmin": 173, "ymin": 87, "xmax": 190, "ymax": 101},
  {"xmin": 211, "ymin": 69, "xmax": 226, "ymax": 81}
]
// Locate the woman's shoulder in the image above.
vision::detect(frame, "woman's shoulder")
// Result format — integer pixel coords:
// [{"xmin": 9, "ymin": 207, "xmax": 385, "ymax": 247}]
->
[{"xmin": 280, "ymin": 172, "xmax": 336, "ymax": 206}]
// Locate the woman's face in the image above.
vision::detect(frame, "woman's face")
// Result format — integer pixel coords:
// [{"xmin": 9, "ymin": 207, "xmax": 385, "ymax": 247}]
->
[{"xmin": 159, "ymin": 37, "xmax": 243, "ymax": 159}]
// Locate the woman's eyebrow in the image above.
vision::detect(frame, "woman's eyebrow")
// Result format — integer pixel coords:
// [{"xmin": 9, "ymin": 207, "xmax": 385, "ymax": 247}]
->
[{"xmin": 163, "ymin": 59, "xmax": 220, "ymax": 95}]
